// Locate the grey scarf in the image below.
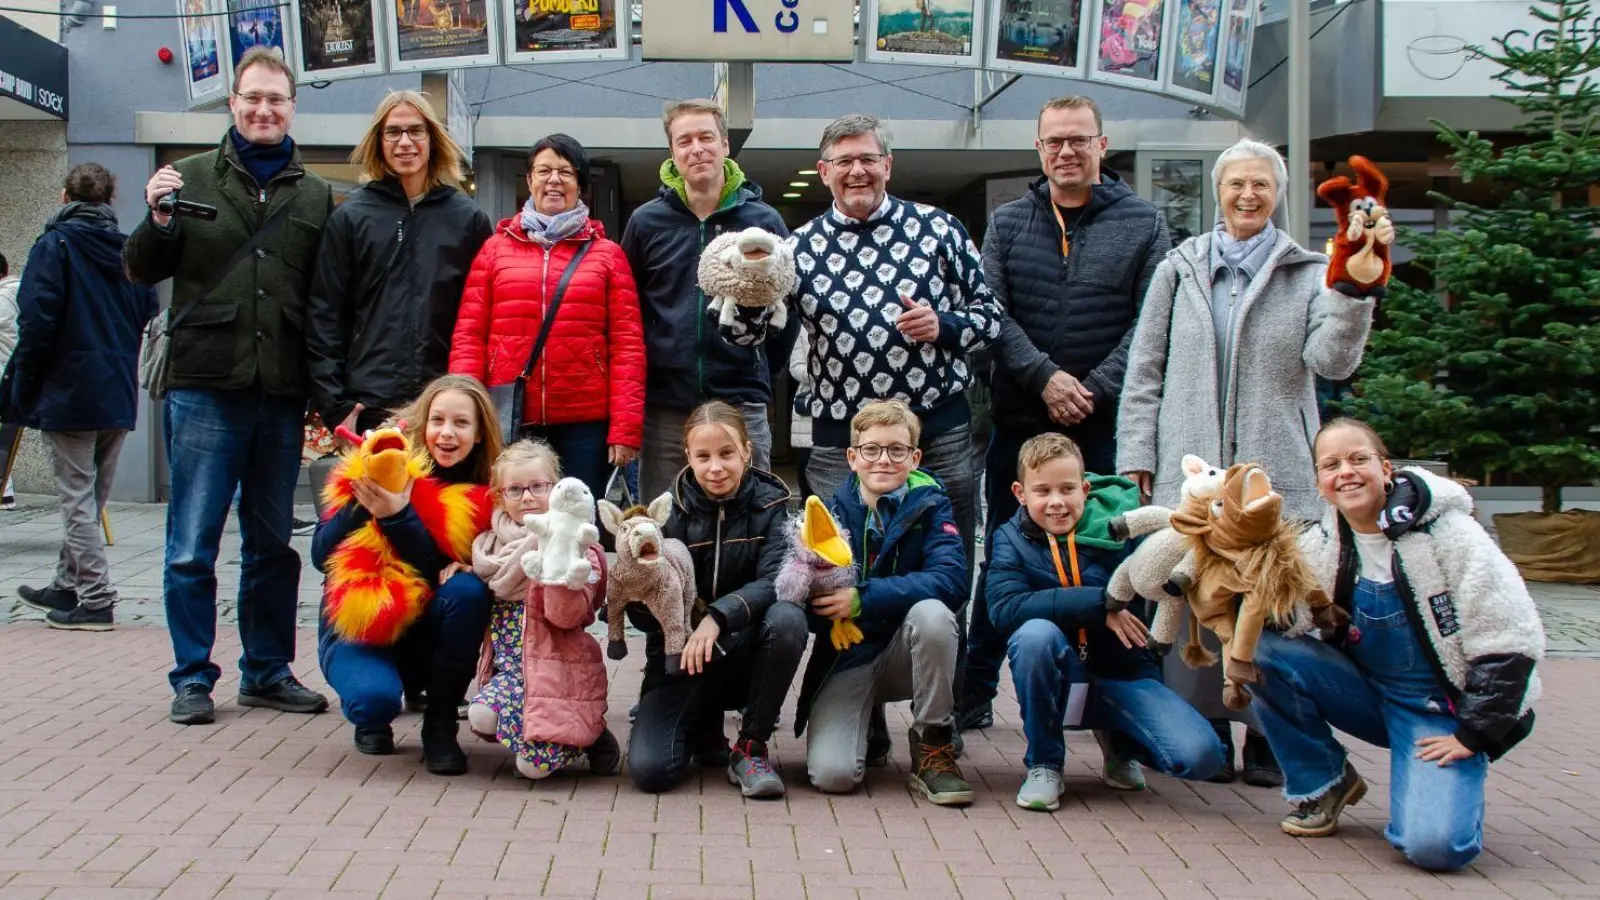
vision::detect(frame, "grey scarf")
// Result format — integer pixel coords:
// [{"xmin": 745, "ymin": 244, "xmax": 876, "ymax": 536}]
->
[
  {"xmin": 519, "ymin": 198, "xmax": 591, "ymax": 248},
  {"xmin": 1216, "ymin": 219, "xmax": 1276, "ymax": 270}
]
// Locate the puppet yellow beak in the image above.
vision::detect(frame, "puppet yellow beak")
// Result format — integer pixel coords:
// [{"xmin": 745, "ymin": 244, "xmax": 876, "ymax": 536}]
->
[
  {"xmin": 363, "ymin": 428, "xmax": 413, "ymax": 494},
  {"xmin": 804, "ymin": 495, "xmax": 853, "ymax": 568}
]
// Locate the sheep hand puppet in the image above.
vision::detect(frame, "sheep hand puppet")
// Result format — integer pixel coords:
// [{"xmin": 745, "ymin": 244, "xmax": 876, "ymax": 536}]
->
[
  {"xmin": 697, "ymin": 226, "xmax": 797, "ymax": 332},
  {"xmin": 775, "ymin": 495, "xmax": 865, "ymax": 651},
  {"xmin": 521, "ymin": 477, "xmax": 601, "ymax": 591}
]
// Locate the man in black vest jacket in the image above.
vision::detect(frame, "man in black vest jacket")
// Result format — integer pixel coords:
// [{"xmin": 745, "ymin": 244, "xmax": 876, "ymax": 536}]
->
[{"xmin": 962, "ymin": 95, "xmax": 1170, "ymax": 728}]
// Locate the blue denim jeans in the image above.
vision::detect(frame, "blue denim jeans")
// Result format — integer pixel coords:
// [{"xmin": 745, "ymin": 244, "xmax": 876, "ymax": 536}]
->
[
  {"xmin": 1252, "ymin": 579, "xmax": 1488, "ymax": 872},
  {"xmin": 317, "ymin": 572, "xmax": 493, "ymax": 728},
  {"xmin": 163, "ymin": 388, "xmax": 306, "ymax": 693},
  {"xmin": 1007, "ymin": 619, "xmax": 1224, "ymax": 777}
]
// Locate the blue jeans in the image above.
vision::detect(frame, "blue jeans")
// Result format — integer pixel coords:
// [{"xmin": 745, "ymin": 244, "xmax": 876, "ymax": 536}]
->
[
  {"xmin": 163, "ymin": 388, "xmax": 306, "ymax": 693},
  {"xmin": 317, "ymin": 572, "xmax": 492, "ymax": 728},
  {"xmin": 1252, "ymin": 579, "xmax": 1487, "ymax": 872},
  {"xmin": 1007, "ymin": 619, "xmax": 1224, "ymax": 777},
  {"xmin": 519, "ymin": 419, "xmax": 610, "ymax": 503}
]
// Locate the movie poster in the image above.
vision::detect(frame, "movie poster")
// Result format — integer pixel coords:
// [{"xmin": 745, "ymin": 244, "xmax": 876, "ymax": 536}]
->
[
  {"xmin": 1217, "ymin": 0, "xmax": 1253, "ymax": 112},
  {"xmin": 179, "ymin": 0, "xmax": 227, "ymax": 105},
  {"xmin": 290, "ymin": 0, "xmax": 385, "ymax": 81},
  {"xmin": 1090, "ymin": 0, "xmax": 1167, "ymax": 85},
  {"xmin": 1166, "ymin": 0, "xmax": 1221, "ymax": 100},
  {"xmin": 864, "ymin": 0, "xmax": 983, "ymax": 67},
  {"xmin": 503, "ymin": 0, "xmax": 627, "ymax": 62},
  {"xmin": 386, "ymin": 0, "xmax": 501, "ymax": 71},
  {"xmin": 989, "ymin": 0, "xmax": 1085, "ymax": 76},
  {"xmin": 229, "ymin": 0, "xmax": 290, "ymax": 63}
]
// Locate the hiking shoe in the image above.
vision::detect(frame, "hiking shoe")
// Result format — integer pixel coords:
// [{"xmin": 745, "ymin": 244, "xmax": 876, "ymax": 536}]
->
[
  {"xmin": 46, "ymin": 604, "xmax": 113, "ymax": 631},
  {"xmin": 238, "ymin": 675, "xmax": 330, "ymax": 714},
  {"xmin": 1281, "ymin": 761, "xmax": 1367, "ymax": 837},
  {"xmin": 354, "ymin": 725, "xmax": 395, "ymax": 755},
  {"xmin": 421, "ymin": 718, "xmax": 468, "ymax": 775},
  {"xmin": 957, "ymin": 700, "xmax": 994, "ymax": 732},
  {"xmin": 908, "ymin": 725, "xmax": 973, "ymax": 807},
  {"xmin": 1241, "ymin": 730, "xmax": 1284, "ymax": 788},
  {"xmin": 1016, "ymin": 766, "xmax": 1064, "ymax": 812},
  {"xmin": 170, "ymin": 684, "xmax": 215, "ymax": 725},
  {"xmin": 18, "ymin": 585, "xmax": 77, "ymax": 614},
  {"xmin": 1094, "ymin": 729, "xmax": 1146, "ymax": 791},
  {"xmin": 728, "ymin": 739, "xmax": 786, "ymax": 799},
  {"xmin": 586, "ymin": 727, "xmax": 622, "ymax": 776}
]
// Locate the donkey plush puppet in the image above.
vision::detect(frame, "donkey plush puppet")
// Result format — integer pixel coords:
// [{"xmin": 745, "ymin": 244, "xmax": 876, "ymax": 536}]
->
[{"xmin": 597, "ymin": 493, "xmax": 696, "ymax": 670}]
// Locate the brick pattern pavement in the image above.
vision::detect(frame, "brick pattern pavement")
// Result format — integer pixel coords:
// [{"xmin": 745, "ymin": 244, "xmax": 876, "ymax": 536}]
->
[{"xmin": 1, "ymin": 496, "xmax": 1599, "ymax": 898}]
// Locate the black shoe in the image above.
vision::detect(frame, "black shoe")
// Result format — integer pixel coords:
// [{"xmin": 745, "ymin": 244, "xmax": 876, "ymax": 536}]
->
[
  {"xmin": 291, "ymin": 517, "xmax": 317, "ymax": 536},
  {"xmin": 956, "ymin": 700, "xmax": 994, "ymax": 732},
  {"xmin": 46, "ymin": 604, "xmax": 113, "ymax": 631},
  {"xmin": 866, "ymin": 703, "xmax": 891, "ymax": 767},
  {"xmin": 238, "ymin": 675, "xmax": 330, "ymax": 714},
  {"xmin": 404, "ymin": 690, "xmax": 427, "ymax": 713},
  {"xmin": 19, "ymin": 585, "xmax": 77, "ymax": 614},
  {"xmin": 421, "ymin": 718, "xmax": 468, "ymax": 775},
  {"xmin": 1207, "ymin": 719, "xmax": 1238, "ymax": 784},
  {"xmin": 354, "ymin": 725, "xmax": 395, "ymax": 755},
  {"xmin": 585, "ymin": 727, "xmax": 622, "ymax": 776},
  {"xmin": 170, "ymin": 684, "xmax": 215, "ymax": 725},
  {"xmin": 1241, "ymin": 730, "xmax": 1285, "ymax": 788}
]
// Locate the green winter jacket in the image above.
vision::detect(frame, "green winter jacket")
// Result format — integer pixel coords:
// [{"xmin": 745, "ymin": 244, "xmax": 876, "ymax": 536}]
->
[{"xmin": 123, "ymin": 132, "xmax": 332, "ymax": 398}]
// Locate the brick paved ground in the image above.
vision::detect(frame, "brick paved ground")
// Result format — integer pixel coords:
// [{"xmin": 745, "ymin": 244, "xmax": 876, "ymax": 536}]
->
[{"xmin": 2, "ymin": 495, "xmax": 1599, "ymax": 898}]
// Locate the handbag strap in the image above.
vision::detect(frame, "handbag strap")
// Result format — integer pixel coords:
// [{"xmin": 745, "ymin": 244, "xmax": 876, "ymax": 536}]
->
[
  {"xmin": 519, "ymin": 239, "xmax": 593, "ymax": 379},
  {"xmin": 1047, "ymin": 531, "xmax": 1090, "ymax": 660},
  {"xmin": 165, "ymin": 202, "xmax": 294, "ymax": 333}
]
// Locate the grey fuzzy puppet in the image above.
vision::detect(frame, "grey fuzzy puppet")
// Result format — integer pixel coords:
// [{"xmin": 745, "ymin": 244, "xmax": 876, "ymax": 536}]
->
[
  {"xmin": 597, "ymin": 492, "xmax": 696, "ymax": 671},
  {"xmin": 697, "ymin": 227, "xmax": 797, "ymax": 331}
]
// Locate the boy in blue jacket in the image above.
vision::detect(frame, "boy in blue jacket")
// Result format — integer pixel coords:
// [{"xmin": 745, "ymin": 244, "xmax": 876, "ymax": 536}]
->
[
  {"xmin": 798, "ymin": 401, "xmax": 971, "ymax": 806},
  {"xmin": 988, "ymin": 433, "xmax": 1224, "ymax": 812}
]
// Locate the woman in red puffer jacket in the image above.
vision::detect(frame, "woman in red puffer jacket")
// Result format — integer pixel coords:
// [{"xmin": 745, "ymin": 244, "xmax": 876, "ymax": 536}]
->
[{"xmin": 450, "ymin": 134, "xmax": 645, "ymax": 500}]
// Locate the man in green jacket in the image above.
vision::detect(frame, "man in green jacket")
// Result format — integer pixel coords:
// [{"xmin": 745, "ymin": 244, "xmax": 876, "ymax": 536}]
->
[{"xmin": 123, "ymin": 48, "xmax": 333, "ymax": 727}]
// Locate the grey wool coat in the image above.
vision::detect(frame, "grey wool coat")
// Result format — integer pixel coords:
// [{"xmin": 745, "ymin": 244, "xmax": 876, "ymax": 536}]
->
[{"xmin": 1115, "ymin": 229, "xmax": 1376, "ymax": 522}]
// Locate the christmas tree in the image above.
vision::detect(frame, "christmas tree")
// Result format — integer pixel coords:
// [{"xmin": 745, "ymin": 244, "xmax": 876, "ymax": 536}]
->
[{"xmin": 1341, "ymin": 0, "xmax": 1600, "ymax": 513}]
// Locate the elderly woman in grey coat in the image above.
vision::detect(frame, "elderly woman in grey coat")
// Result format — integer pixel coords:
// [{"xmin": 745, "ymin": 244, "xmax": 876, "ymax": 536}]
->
[{"xmin": 1115, "ymin": 139, "xmax": 1378, "ymax": 785}]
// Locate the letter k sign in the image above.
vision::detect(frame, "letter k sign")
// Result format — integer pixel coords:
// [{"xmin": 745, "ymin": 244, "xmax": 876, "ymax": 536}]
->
[{"xmin": 715, "ymin": 0, "xmax": 760, "ymax": 32}]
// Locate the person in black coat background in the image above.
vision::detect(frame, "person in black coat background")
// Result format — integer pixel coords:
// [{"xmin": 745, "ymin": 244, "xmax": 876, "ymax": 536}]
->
[{"xmin": 6, "ymin": 163, "xmax": 157, "ymax": 631}]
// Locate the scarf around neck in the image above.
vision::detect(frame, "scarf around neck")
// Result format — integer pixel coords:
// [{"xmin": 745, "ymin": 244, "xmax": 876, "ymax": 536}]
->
[
  {"xmin": 519, "ymin": 197, "xmax": 591, "ymax": 248},
  {"xmin": 471, "ymin": 508, "xmax": 540, "ymax": 602},
  {"xmin": 1215, "ymin": 219, "xmax": 1277, "ymax": 270},
  {"xmin": 48, "ymin": 201, "xmax": 119, "ymax": 231},
  {"xmin": 228, "ymin": 126, "xmax": 295, "ymax": 189}
]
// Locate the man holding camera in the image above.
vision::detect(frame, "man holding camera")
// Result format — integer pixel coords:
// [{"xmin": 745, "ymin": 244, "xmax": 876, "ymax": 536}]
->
[{"xmin": 124, "ymin": 48, "xmax": 333, "ymax": 726}]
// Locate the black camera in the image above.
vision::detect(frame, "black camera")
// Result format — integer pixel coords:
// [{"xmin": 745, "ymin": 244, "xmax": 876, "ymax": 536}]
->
[{"xmin": 155, "ymin": 192, "xmax": 219, "ymax": 220}]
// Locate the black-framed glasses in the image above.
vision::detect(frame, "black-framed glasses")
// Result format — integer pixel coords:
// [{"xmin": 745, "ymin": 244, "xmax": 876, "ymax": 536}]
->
[
  {"xmin": 382, "ymin": 125, "xmax": 429, "ymax": 143},
  {"xmin": 498, "ymin": 481, "xmax": 554, "ymax": 500},
  {"xmin": 822, "ymin": 153, "xmax": 887, "ymax": 171},
  {"xmin": 852, "ymin": 443, "xmax": 914, "ymax": 463},
  {"xmin": 1039, "ymin": 134, "xmax": 1101, "ymax": 154}
]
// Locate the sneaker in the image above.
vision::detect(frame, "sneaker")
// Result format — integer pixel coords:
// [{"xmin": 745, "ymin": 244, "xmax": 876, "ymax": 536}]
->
[
  {"xmin": 1, "ymin": 495, "xmax": 15, "ymax": 510},
  {"xmin": 354, "ymin": 725, "xmax": 395, "ymax": 755},
  {"xmin": 1281, "ymin": 761, "xmax": 1367, "ymax": 837},
  {"xmin": 170, "ymin": 684, "xmax": 215, "ymax": 725},
  {"xmin": 45, "ymin": 604, "xmax": 113, "ymax": 631},
  {"xmin": 291, "ymin": 517, "xmax": 317, "ymax": 536},
  {"xmin": 907, "ymin": 725, "xmax": 973, "ymax": 807},
  {"xmin": 1241, "ymin": 730, "xmax": 1285, "ymax": 788},
  {"xmin": 1016, "ymin": 766, "xmax": 1064, "ymax": 812},
  {"xmin": 956, "ymin": 700, "xmax": 994, "ymax": 732},
  {"xmin": 585, "ymin": 727, "xmax": 622, "ymax": 776},
  {"xmin": 18, "ymin": 585, "xmax": 77, "ymax": 614},
  {"xmin": 728, "ymin": 739, "xmax": 786, "ymax": 799},
  {"xmin": 238, "ymin": 675, "xmax": 330, "ymax": 714},
  {"xmin": 1094, "ymin": 729, "xmax": 1146, "ymax": 791}
]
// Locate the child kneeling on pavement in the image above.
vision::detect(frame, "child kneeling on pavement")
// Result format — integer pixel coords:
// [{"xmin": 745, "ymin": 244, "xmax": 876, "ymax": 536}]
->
[
  {"xmin": 988, "ymin": 433, "xmax": 1225, "ymax": 812},
  {"xmin": 799, "ymin": 400, "xmax": 972, "ymax": 806}
]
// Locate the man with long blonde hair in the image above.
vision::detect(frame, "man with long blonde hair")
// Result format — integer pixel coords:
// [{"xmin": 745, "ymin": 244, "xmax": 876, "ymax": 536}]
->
[{"xmin": 306, "ymin": 89, "xmax": 492, "ymax": 436}]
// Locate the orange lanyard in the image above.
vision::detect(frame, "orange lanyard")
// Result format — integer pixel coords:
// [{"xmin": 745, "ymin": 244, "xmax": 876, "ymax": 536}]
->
[
  {"xmin": 1047, "ymin": 532, "xmax": 1089, "ymax": 659},
  {"xmin": 1052, "ymin": 203, "xmax": 1072, "ymax": 258}
]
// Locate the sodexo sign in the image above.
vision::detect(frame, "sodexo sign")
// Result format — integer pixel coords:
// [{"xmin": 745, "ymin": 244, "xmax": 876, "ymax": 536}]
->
[{"xmin": 641, "ymin": 0, "xmax": 858, "ymax": 60}]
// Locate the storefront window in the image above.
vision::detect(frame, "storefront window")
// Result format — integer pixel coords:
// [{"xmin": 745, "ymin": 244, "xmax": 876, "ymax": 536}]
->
[{"xmin": 1151, "ymin": 157, "xmax": 1205, "ymax": 242}]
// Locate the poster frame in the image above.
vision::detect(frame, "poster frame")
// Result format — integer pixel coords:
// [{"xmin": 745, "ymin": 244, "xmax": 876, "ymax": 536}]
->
[
  {"xmin": 1162, "ymin": 0, "xmax": 1224, "ymax": 104},
  {"xmin": 500, "ymin": 0, "xmax": 631, "ymax": 64},
  {"xmin": 178, "ymin": 0, "xmax": 230, "ymax": 109},
  {"xmin": 984, "ymin": 0, "xmax": 1089, "ymax": 78},
  {"xmin": 1085, "ymin": 0, "xmax": 1176, "ymax": 93},
  {"xmin": 287, "ymin": 0, "xmax": 389, "ymax": 85},
  {"xmin": 862, "ymin": 0, "xmax": 986, "ymax": 69},
  {"xmin": 226, "ymin": 0, "xmax": 297, "ymax": 74},
  {"xmin": 1214, "ymin": 0, "xmax": 1256, "ymax": 114},
  {"xmin": 384, "ymin": 0, "xmax": 504, "ymax": 74}
]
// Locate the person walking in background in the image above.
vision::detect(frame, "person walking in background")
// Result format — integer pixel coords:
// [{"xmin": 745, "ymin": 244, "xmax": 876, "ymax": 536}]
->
[
  {"xmin": 7, "ymin": 164, "xmax": 158, "ymax": 630},
  {"xmin": 0, "ymin": 250, "xmax": 18, "ymax": 510}
]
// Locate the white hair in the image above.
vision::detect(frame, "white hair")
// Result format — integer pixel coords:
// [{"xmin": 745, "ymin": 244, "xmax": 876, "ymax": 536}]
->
[{"xmin": 1212, "ymin": 139, "xmax": 1288, "ymax": 204}]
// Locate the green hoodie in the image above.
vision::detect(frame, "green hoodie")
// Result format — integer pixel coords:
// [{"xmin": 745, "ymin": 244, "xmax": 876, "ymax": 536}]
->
[
  {"xmin": 659, "ymin": 157, "xmax": 748, "ymax": 214},
  {"xmin": 1071, "ymin": 473, "xmax": 1143, "ymax": 550}
]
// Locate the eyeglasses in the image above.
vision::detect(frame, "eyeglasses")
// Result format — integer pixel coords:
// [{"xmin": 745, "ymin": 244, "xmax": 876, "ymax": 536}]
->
[
  {"xmin": 530, "ymin": 165, "xmax": 578, "ymax": 183},
  {"xmin": 1316, "ymin": 452, "xmax": 1381, "ymax": 474},
  {"xmin": 822, "ymin": 153, "xmax": 887, "ymax": 171},
  {"xmin": 234, "ymin": 92, "xmax": 294, "ymax": 108},
  {"xmin": 1039, "ymin": 134, "xmax": 1101, "ymax": 155},
  {"xmin": 498, "ymin": 481, "xmax": 554, "ymax": 500},
  {"xmin": 852, "ymin": 443, "xmax": 914, "ymax": 463},
  {"xmin": 382, "ymin": 125, "xmax": 430, "ymax": 144}
]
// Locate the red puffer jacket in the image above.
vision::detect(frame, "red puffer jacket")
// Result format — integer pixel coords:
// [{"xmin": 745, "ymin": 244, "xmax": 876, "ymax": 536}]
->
[{"xmin": 450, "ymin": 217, "xmax": 645, "ymax": 449}]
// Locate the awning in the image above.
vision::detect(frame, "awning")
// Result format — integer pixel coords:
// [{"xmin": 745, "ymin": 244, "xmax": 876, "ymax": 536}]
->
[{"xmin": 0, "ymin": 15, "xmax": 68, "ymax": 120}]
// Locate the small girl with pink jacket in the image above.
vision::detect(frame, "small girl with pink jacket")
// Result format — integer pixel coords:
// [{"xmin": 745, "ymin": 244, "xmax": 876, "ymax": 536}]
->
[{"xmin": 466, "ymin": 440, "xmax": 620, "ymax": 779}]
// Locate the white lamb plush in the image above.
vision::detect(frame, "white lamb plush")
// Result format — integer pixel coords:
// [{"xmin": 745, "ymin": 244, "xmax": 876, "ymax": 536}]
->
[
  {"xmin": 520, "ymin": 477, "xmax": 600, "ymax": 591},
  {"xmin": 697, "ymin": 226, "xmax": 797, "ymax": 331}
]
